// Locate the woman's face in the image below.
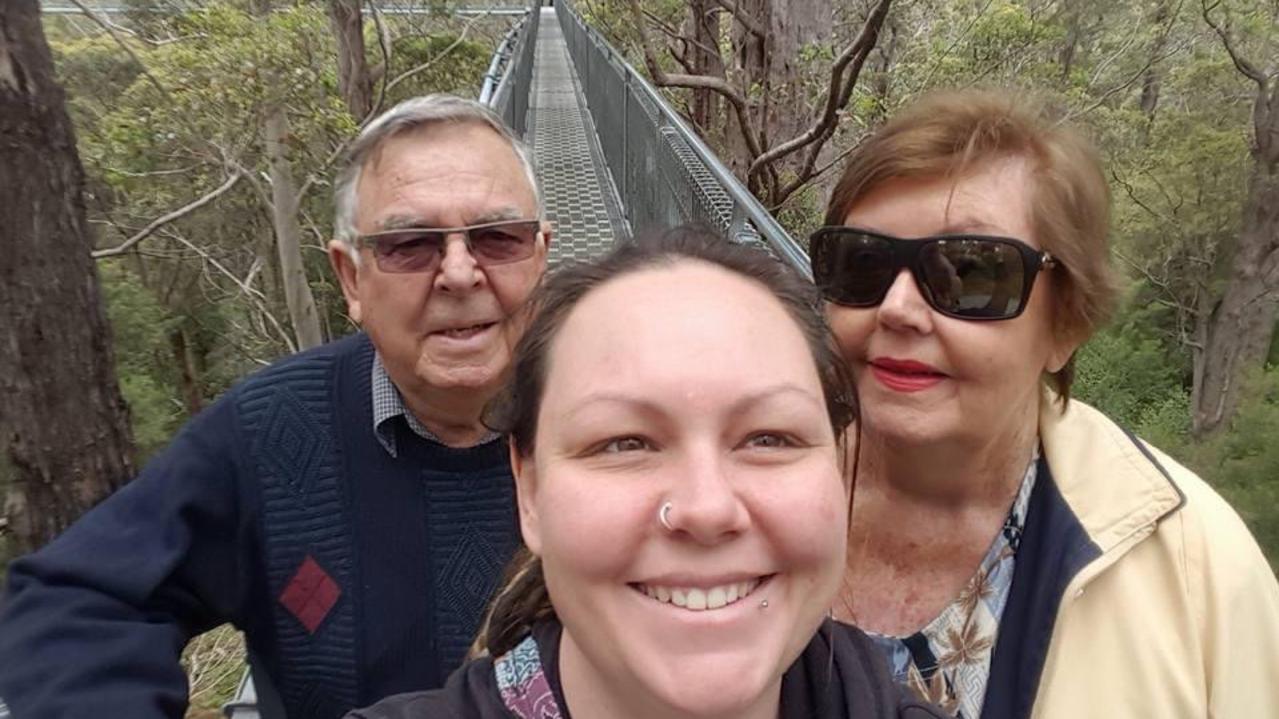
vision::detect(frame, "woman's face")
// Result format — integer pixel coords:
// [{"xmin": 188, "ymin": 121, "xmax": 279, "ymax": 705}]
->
[
  {"xmin": 515, "ymin": 261, "xmax": 847, "ymax": 717},
  {"xmin": 826, "ymin": 158, "xmax": 1075, "ymax": 450}
]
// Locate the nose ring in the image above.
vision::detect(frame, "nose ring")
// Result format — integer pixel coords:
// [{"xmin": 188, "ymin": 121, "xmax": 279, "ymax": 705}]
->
[{"xmin": 658, "ymin": 501, "xmax": 674, "ymax": 532}]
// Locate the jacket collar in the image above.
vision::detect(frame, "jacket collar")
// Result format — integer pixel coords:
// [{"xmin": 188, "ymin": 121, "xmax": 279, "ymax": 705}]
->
[{"xmin": 1037, "ymin": 391, "xmax": 1185, "ymax": 557}]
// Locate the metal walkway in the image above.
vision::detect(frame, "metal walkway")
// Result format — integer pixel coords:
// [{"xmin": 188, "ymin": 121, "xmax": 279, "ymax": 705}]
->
[{"xmin": 527, "ymin": 7, "xmax": 628, "ymax": 265}]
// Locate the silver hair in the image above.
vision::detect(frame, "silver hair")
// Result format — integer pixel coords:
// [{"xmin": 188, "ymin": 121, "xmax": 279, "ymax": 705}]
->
[{"xmin": 332, "ymin": 94, "xmax": 544, "ymax": 251}]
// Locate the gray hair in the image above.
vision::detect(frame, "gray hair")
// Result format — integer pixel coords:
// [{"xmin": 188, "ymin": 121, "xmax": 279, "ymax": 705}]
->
[{"xmin": 332, "ymin": 94, "xmax": 543, "ymax": 249}]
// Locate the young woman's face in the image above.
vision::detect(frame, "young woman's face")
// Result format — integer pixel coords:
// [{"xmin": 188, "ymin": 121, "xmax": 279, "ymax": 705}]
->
[{"xmin": 514, "ymin": 261, "xmax": 848, "ymax": 718}]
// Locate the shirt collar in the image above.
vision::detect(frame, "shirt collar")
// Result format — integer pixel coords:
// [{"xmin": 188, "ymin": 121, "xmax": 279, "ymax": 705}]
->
[{"xmin": 370, "ymin": 353, "xmax": 500, "ymax": 456}]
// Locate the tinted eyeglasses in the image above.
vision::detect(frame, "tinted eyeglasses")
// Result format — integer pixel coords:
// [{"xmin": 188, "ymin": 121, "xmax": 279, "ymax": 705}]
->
[
  {"xmin": 356, "ymin": 219, "xmax": 541, "ymax": 273},
  {"xmin": 809, "ymin": 226, "xmax": 1056, "ymax": 320}
]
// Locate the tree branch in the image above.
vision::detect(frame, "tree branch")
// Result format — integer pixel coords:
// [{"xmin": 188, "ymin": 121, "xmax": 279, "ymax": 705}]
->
[
  {"xmin": 384, "ymin": 10, "xmax": 488, "ymax": 95},
  {"xmin": 1201, "ymin": 0, "xmax": 1268, "ymax": 87},
  {"xmin": 710, "ymin": 0, "xmax": 767, "ymax": 39},
  {"xmin": 773, "ymin": 142, "xmax": 860, "ymax": 210},
  {"xmin": 67, "ymin": 0, "xmax": 169, "ymax": 99},
  {"xmin": 294, "ymin": 9, "xmax": 486, "ymax": 206},
  {"xmin": 1065, "ymin": 37, "xmax": 1191, "ymax": 121},
  {"xmin": 625, "ymin": 0, "xmax": 764, "ymax": 161},
  {"xmin": 367, "ymin": 0, "xmax": 392, "ymax": 119},
  {"xmin": 92, "ymin": 171, "xmax": 244, "ymax": 259},
  {"xmin": 746, "ymin": 0, "xmax": 894, "ymax": 183},
  {"xmin": 160, "ymin": 229, "xmax": 297, "ymax": 353}
]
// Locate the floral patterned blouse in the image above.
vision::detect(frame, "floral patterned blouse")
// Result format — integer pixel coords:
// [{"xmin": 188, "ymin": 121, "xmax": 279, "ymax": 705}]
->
[{"xmin": 867, "ymin": 451, "xmax": 1039, "ymax": 719}]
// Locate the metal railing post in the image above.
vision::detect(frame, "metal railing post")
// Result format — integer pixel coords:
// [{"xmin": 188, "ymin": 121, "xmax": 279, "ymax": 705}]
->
[{"xmin": 621, "ymin": 67, "xmax": 629, "ymax": 218}]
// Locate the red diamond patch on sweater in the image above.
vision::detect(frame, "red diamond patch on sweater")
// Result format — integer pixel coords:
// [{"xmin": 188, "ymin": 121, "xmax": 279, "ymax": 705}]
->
[{"xmin": 279, "ymin": 555, "xmax": 340, "ymax": 633}]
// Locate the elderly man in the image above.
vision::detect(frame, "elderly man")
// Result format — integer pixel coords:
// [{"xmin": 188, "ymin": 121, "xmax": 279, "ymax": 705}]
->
[{"xmin": 0, "ymin": 95, "xmax": 550, "ymax": 719}]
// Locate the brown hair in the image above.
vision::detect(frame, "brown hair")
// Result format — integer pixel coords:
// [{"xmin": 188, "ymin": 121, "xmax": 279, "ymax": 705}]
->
[
  {"xmin": 471, "ymin": 225, "xmax": 858, "ymax": 657},
  {"xmin": 824, "ymin": 89, "xmax": 1117, "ymax": 399}
]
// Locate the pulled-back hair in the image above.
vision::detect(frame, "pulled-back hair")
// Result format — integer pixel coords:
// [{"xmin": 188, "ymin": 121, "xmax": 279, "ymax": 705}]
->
[
  {"xmin": 472, "ymin": 225, "xmax": 858, "ymax": 657},
  {"xmin": 825, "ymin": 89, "xmax": 1117, "ymax": 400}
]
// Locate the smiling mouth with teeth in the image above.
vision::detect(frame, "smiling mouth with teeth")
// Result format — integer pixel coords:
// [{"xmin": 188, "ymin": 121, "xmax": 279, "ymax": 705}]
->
[
  {"xmin": 437, "ymin": 322, "xmax": 495, "ymax": 339},
  {"xmin": 633, "ymin": 576, "xmax": 770, "ymax": 611}
]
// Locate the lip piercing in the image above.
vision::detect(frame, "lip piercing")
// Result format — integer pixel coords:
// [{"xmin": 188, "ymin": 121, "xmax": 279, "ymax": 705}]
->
[{"xmin": 658, "ymin": 502, "xmax": 674, "ymax": 532}]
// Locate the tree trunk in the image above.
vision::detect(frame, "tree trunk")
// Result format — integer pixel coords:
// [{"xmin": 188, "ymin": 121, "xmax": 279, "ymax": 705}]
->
[
  {"xmin": 263, "ymin": 105, "xmax": 324, "ymax": 350},
  {"xmin": 329, "ymin": 0, "xmax": 374, "ymax": 120},
  {"xmin": 685, "ymin": 0, "xmax": 723, "ymax": 132},
  {"xmin": 724, "ymin": 0, "xmax": 768, "ymax": 182},
  {"xmin": 868, "ymin": 17, "xmax": 899, "ymax": 124},
  {"xmin": 766, "ymin": 0, "xmax": 828, "ymax": 139},
  {"xmin": 1192, "ymin": 77, "xmax": 1279, "ymax": 436},
  {"xmin": 170, "ymin": 325, "xmax": 203, "ymax": 417},
  {"xmin": 724, "ymin": 0, "xmax": 828, "ymax": 195},
  {"xmin": 0, "ymin": 0, "xmax": 136, "ymax": 553},
  {"xmin": 1137, "ymin": 0, "xmax": 1174, "ymax": 137},
  {"xmin": 1057, "ymin": 6, "xmax": 1080, "ymax": 83}
]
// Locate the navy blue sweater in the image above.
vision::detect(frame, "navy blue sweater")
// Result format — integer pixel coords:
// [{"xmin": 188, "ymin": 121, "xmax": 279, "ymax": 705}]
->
[{"xmin": 0, "ymin": 334, "xmax": 519, "ymax": 719}]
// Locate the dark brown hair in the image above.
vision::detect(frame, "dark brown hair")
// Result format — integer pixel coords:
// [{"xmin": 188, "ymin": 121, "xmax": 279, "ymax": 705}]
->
[
  {"xmin": 825, "ymin": 89, "xmax": 1117, "ymax": 400},
  {"xmin": 472, "ymin": 225, "xmax": 858, "ymax": 657}
]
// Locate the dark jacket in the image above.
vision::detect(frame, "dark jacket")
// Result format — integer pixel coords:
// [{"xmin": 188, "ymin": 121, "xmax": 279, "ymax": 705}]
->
[
  {"xmin": 0, "ymin": 334, "xmax": 520, "ymax": 719},
  {"xmin": 348, "ymin": 620, "xmax": 949, "ymax": 719}
]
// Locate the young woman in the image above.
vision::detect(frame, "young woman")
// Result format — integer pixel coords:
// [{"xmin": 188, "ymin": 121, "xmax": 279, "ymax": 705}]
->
[{"xmin": 348, "ymin": 227, "xmax": 947, "ymax": 719}]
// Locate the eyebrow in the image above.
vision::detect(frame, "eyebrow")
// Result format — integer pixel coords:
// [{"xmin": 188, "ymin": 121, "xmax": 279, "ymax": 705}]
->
[
  {"xmin": 937, "ymin": 219, "xmax": 1014, "ymax": 236},
  {"xmin": 376, "ymin": 207, "xmax": 530, "ymax": 232},
  {"xmin": 564, "ymin": 383, "xmax": 825, "ymax": 421},
  {"xmin": 470, "ymin": 207, "xmax": 531, "ymax": 224}
]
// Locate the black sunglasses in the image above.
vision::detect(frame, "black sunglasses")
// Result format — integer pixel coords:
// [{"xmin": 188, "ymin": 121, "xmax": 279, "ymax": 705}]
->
[
  {"xmin": 356, "ymin": 219, "xmax": 541, "ymax": 274},
  {"xmin": 809, "ymin": 226, "xmax": 1056, "ymax": 321}
]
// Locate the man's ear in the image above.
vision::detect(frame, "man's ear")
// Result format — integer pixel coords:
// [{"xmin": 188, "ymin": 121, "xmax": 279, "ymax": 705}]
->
[
  {"xmin": 511, "ymin": 439, "xmax": 542, "ymax": 555},
  {"xmin": 328, "ymin": 240, "xmax": 363, "ymax": 324},
  {"xmin": 535, "ymin": 221, "xmax": 553, "ymax": 271},
  {"xmin": 539, "ymin": 220, "xmax": 554, "ymax": 252}
]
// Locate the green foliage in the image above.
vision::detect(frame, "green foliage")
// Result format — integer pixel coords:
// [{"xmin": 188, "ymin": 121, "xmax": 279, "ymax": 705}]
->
[
  {"xmin": 1074, "ymin": 313, "xmax": 1185, "ymax": 431},
  {"xmin": 99, "ymin": 261, "xmax": 185, "ymax": 460},
  {"xmin": 1190, "ymin": 368, "xmax": 1279, "ymax": 573},
  {"xmin": 1076, "ymin": 299, "xmax": 1279, "ymax": 572},
  {"xmin": 387, "ymin": 32, "xmax": 491, "ymax": 103}
]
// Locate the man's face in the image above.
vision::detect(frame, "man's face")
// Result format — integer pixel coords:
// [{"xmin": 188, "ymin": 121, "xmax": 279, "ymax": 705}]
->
[{"xmin": 330, "ymin": 122, "xmax": 549, "ymax": 404}]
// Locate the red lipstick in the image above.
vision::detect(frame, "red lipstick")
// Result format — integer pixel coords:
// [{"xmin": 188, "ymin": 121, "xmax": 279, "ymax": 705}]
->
[{"xmin": 868, "ymin": 357, "xmax": 946, "ymax": 393}]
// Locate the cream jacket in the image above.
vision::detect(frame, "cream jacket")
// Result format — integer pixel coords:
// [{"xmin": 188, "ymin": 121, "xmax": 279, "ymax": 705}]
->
[{"xmin": 1026, "ymin": 397, "xmax": 1279, "ymax": 718}]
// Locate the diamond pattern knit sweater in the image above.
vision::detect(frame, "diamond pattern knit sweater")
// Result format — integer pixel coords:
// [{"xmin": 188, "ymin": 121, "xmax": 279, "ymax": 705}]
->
[{"xmin": 0, "ymin": 333, "xmax": 519, "ymax": 719}]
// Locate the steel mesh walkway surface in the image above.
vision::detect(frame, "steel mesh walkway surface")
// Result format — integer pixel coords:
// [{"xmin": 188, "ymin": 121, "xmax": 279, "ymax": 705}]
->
[{"xmin": 526, "ymin": 8, "xmax": 627, "ymax": 266}]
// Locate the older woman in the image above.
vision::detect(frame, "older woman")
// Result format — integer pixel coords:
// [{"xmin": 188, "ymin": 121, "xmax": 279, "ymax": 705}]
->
[
  {"xmin": 812, "ymin": 90, "xmax": 1279, "ymax": 718},
  {"xmin": 348, "ymin": 228, "xmax": 947, "ymax": 719}
]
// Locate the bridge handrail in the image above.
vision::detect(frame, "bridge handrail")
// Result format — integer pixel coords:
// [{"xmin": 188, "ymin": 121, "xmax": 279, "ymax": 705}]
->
[
  {"xmin": 480, "ymin": 5, "xmax": 537, "ymax": 138},
  {"xmin": 554, "ymin": 0, "xmax": 810, "ymax": 275},
  {"xmin": 40, "ymin": 3, "xmax": 532, "ymax": 15}
]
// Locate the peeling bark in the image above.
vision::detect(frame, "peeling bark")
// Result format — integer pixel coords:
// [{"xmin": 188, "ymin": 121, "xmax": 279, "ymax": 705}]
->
[{"xmin": 0, "ymin": 0, "xmax": 136, "ymax": 553}]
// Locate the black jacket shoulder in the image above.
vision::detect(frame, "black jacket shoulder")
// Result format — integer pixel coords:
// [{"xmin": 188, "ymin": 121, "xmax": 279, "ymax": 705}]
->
[
  {"xmin": 348, "ymin": 620, "xmax": 952, "ymax": 719},
  {"xmin": 345, "ymin": 653, "xmax": 507, "ymax": 719}
]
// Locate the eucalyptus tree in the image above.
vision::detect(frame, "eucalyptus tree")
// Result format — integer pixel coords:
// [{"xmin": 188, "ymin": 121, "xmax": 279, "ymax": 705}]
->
[{"xmin": 0, "ymin": 0, "xmax": 137, "ymax": 554}]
